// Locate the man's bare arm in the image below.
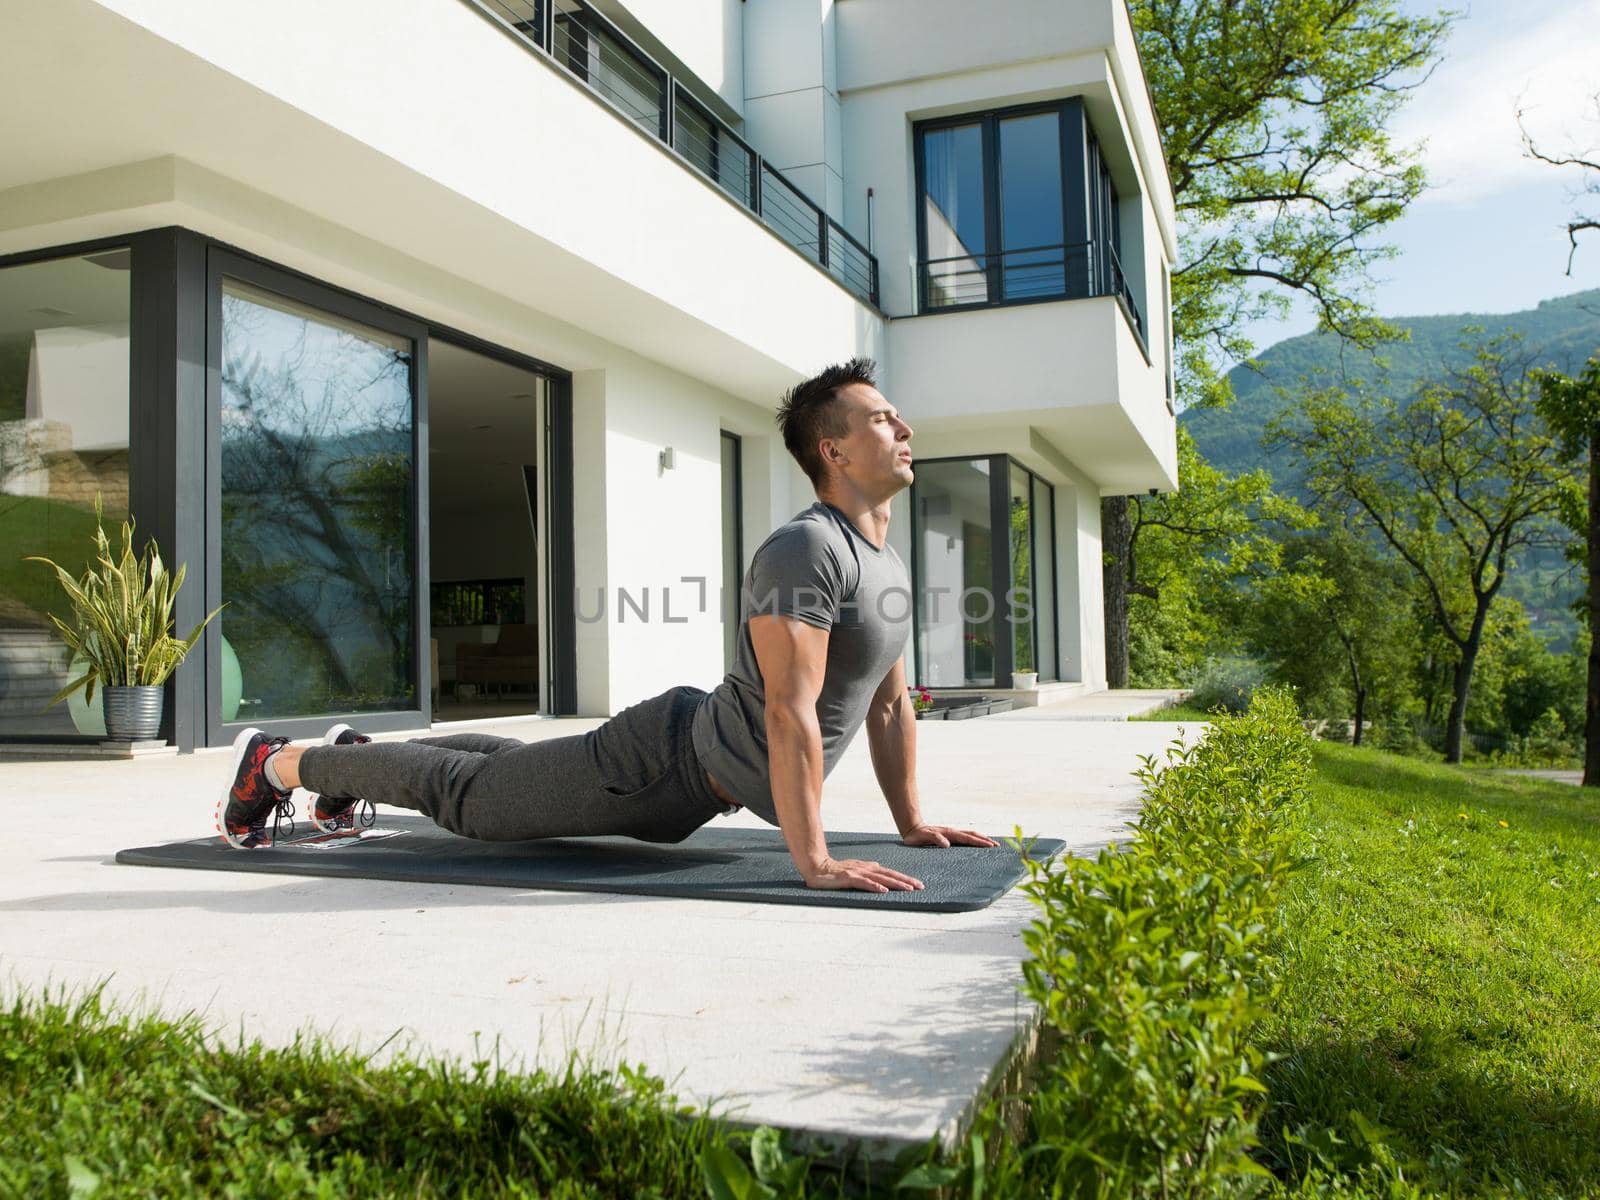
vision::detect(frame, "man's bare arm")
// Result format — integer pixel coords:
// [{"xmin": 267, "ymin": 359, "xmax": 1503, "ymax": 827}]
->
[
  {"xmin": 864, "ymin": 656, "xmax": 923, "ymax": 835},
  {"xmin": 866, "ymin": 658, "xmax": 1000, "ymax": 851},
  {"xmin": 749, "ymin": 614, "xmax": 923, "ymax": 893}
]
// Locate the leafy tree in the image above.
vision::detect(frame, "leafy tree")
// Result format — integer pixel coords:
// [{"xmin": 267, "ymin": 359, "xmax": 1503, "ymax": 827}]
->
[
  {"xmin": 1533, "ymin": 357, "xmax": 1600, "ymax": 784},
  {"xmin": 1245, "ymin": 524, "xmax": 1416, "ymax": 745},
  {"xmin": 1124, "ymin": 425, "xmax": 1313, "ymax": 683},
  {"xmin": 1105, "ymin": 0, "xmax": 1454, "ymax": 685},
  {"xmin": 1270, "ymin": 336, "xmax": 1569, "ymax": 761}
]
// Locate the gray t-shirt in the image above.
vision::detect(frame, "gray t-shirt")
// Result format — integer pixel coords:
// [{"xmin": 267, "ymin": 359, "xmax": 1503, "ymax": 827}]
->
[{"xmin": 692, "ymin": 500, "xmax": 912, "ymax": 826}]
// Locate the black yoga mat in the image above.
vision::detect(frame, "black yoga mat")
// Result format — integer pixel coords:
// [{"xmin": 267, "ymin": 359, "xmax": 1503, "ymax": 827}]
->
[{"xmin": 116, "ymin": 816, "xmax": 1064, "ymax": 912}]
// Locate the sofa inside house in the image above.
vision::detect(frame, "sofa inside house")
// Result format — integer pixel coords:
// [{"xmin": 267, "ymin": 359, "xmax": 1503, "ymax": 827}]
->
[{"xmin": 454, "ymin": 623, "xmax": 540, "ymax": 697}]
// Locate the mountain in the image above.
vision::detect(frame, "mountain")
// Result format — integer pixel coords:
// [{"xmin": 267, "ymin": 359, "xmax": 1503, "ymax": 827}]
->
[
  {"xmin": 1183, "ymin": 288, "xmax": 1600, "ymax": 489},
  {"xmin": 1180, "ymin": 289, "xmax": 1600, "ymax": 652}
]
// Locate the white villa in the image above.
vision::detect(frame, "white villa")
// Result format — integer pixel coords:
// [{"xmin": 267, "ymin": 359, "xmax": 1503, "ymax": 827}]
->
[{"xmin": 0, "ymin": 0, "xmax": 1177, "ymax": 750}]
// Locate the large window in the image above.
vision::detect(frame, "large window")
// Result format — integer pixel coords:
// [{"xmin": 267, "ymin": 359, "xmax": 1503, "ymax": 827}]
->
[
  {"xmin": 916, "ymin": 99, "xmax": 1137, "ymax": 332},
  {"xmin": 911, "ymin": 455, "xmax": 1058, "ymax": 688},
  {"xmin": 0, "ymin": 250, "xmax": 131, "ymax": 739},
  {"xmin": 219, "ymin": 278, "xmax": 417, "ymax": 722}
]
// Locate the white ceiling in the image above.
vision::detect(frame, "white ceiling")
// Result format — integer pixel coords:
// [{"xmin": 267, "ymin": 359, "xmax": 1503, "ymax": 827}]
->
[{"xmin": 427, "ymin": 338, "xmax": 546, "ymax": 518}]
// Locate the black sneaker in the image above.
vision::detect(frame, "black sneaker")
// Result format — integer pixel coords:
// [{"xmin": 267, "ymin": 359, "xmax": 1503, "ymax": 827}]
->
[
  {"xmin": 306, "ymin": 723, "xmax": 376, "ymax": 834},
  {"xmin": 216, "ymin": 728, "xmax": 294, "ymax": 849}
]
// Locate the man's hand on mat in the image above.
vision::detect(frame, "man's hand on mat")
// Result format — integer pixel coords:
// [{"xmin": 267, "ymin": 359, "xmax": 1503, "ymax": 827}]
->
[
  {"xmin": 901, "ymin": 824, "xmax": 999, "ymax": 849},
  {"xmin": 805, "ymin": 857, "xmax": 925, "ymax": 893}
]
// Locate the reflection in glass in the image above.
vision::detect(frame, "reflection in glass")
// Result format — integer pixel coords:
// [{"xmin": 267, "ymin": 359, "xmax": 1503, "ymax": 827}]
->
[
  {"xmin": 1009, "ymin": 464, "xmax": 1034, "ymax": 675},
  {"xmin": 0, "ymin": 250, "xmax": 131, "ymax": 738},
  {"xmin": 999, "ymin": 112, "xmax": 1065, "ymax": 300},
  {"xmin": 220, "ymin": 280, "xmax": 415, "ymax": 721},
  {"xmin": 912, "ymin": 459, "xmax": 995, "ymax": 686},
  {"xmin": 922, "ymin": 123, "xmax": 988, "ymax": 307},
  {"xmin": 1032, "ymin": 474, "xmax": 1058, "ymax": 680}
]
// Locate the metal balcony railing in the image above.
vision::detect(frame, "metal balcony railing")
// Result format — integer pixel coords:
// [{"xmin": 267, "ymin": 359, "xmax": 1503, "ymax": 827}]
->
[
  {"xmin": 1103, "ymin": 243, "xmax": 1145, "ymax": 346},
  {"xmin": 919, "ymin": 240, "xmax": 1146, "ymax": 349},
  {"xmin": 470, "ymin": 0, "xmax": 880, "ymax": 309}
]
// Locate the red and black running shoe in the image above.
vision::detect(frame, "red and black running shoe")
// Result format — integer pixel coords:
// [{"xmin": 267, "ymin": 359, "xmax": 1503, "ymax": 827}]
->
[
  {"xmin": 216, "ymin": 727, "xmax": 293, "ymax": 849},
  {"xmin": 306, "ymin": 723, "xmax": 376, "ymax": 834}
]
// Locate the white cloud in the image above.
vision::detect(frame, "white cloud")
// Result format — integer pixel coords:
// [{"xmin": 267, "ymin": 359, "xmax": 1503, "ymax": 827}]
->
[{"xmin": 1392, "ymin": 0, "xmax": 1600, "ymax": 207}]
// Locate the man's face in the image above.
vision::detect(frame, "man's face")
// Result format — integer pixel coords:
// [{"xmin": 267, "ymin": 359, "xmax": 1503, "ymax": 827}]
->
[{"xmin": 824, "ymin": 383, "xmax": 915, "ymax": 492}]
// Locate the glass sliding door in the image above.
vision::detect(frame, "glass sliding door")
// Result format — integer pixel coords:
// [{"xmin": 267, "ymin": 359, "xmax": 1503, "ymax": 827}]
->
[
  {"xmin": 912, "ymin": 458, "xmax": 997, "ymax": 686},
  {"xmin": 911, "ymin": 455, "xmax": 1062, "ymax": 688},
  {"xmin": 1032, "ymin": 474, "xmax": 1058, "ymax": 681},
  {"xmin": 0, "ymin": 249, "xmax": 131, "ymax": 738},
  {"xmin": 1008, "ymin": 463, "xmax": 1034, "ymax": 677},
  {"xmin": 218, "ymin": 278, "xmax": 417, "ymax": 724}
]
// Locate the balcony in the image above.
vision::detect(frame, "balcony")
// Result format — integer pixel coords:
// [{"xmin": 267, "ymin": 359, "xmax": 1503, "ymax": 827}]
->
[
  {"xmin": 470, "ymin": 0, "xmax": 880, "ymax": 308},
  {"xmin": 918, "ymin": 239, "xmax": 1146, "ymax": 351}
]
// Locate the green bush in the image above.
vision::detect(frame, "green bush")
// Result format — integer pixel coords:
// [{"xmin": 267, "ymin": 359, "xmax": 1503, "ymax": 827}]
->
[
  {"xmin": 1486, "ymin": 706, "xmax": 1582, "ymax": 769},
  {"xmin": 968, "ymin": 687, "xmax": 1313, "ymax": 1198},
  {"xmin": 1186, "ymin": 657, "xmax": 1268, "ymax": 715}
]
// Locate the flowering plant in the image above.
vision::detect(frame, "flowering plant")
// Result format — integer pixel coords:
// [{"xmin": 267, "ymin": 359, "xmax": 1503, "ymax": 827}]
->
[{"xmin": 908, "ymin": 685, "xmax": 934, "ymax": 714}]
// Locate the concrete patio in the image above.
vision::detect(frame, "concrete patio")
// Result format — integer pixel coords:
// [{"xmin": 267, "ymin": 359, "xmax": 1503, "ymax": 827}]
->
[{"xmin": 0, "ymin": 699, "xmax": 1205, "ymax": 1163}]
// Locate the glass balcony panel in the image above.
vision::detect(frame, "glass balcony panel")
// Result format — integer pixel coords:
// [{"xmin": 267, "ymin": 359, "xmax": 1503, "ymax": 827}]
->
[{"xmin": 760, "ymin": 168, "xmax": 821, "ymax": 262}]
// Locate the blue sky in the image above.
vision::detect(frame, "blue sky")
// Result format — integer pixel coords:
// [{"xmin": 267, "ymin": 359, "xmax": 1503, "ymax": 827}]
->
[{"xmin": 1236, "ymin": 0, "xmax": 1600, "ymax": 357}]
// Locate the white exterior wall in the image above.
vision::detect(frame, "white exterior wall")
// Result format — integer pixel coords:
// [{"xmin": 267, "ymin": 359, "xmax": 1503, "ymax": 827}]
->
[{"xmin": 742, "ymin": 0, "xmax": 846, "ymax": 222}]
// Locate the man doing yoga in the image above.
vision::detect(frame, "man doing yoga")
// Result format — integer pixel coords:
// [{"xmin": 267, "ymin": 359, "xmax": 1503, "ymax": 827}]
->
[{"xmin": 217, "ymin": 357, "xmax": 997, "ymax": 893}]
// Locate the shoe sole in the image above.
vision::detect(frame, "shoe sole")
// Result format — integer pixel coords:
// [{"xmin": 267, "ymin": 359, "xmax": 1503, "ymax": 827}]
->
[
  {"xmin": 216, "ymin": 726, "xmax": 274, "ymax": 850},
  {"xmin": 306, "ymin": 723, "xmax": 361, "ymax": 834}
]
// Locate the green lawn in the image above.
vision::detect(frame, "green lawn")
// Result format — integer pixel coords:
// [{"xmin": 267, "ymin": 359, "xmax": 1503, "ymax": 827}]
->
[
  {"xmin": 1131, "ymin": 700, "xmax": 1215, "ymax": 723},
  {"xmin": 0, "ymin": 986, "xmax": 809, "ymax": 1199},
  {"xmin": 1258, "ymin": 744, "xmax": 1600, "ymax": 1195},
  {"xmin": 8, "ymin": 738, "xmax": 1600, "ymax": 1197}
]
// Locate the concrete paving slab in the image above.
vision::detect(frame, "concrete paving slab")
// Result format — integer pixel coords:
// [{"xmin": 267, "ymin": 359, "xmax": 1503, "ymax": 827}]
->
[
  {"xmin": 991, "ymin": 688, "xmax": 1194, "ymax": 721},
  {"xmin": 0, "ymin": 713, "xmax": 1201, "ymax": 1160}
]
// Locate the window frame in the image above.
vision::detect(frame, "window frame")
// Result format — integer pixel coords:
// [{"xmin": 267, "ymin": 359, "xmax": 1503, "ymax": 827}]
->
[{"xmin": 914, "ymin": 97, "xmax": 1134, "ymax": 322}]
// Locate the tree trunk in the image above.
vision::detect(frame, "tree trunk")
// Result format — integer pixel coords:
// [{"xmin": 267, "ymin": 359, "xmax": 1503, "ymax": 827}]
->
[
  {"xmin": 1102, "ymin": 495, "xmax": 1131, "ymax": 688},
  {"xmin": 1445, "ymin": 614, "xmax": 1488, "ymax": 764},
  {"xmin": 1352, "ymin": 687, "xmax": 1366, "ymax": 747},
  {"xmin": 1586, "ymin": 428, "xmax": 1599, "ymax": 787}
]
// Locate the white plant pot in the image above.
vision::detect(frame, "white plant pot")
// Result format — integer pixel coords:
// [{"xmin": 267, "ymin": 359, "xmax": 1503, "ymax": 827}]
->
[{"xmin": 1011, "ymin": 671, "xmax": 1038, "ymax": 691}]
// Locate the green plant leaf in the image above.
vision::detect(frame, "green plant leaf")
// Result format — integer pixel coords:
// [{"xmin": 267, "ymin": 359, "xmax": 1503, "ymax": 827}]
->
[
  {"xmin": 62, "ymin": 1155, "xmax": 99, "ymax": 1198},
  {"xmin": 894, "ymin": 1163, "xmax": 963, "ymax": 1189},
  {"xmin": 701, "ymin": 1145, "xmax": 773, "ymax": 1200}
]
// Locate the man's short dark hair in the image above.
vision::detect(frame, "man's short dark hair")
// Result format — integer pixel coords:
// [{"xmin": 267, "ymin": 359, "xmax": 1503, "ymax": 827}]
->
[{"xmin": 775, "ymin": 357, "xmax": 878, "ymax": 487}]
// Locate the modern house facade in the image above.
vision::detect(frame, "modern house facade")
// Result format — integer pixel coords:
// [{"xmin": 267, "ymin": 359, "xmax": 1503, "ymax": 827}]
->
[{"xmin": 0, "ymin": 0, "xmax": 1178, "ymax": 751}]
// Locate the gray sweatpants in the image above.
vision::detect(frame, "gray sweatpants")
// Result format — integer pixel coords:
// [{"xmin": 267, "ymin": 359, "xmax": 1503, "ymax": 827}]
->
[{"xmin": 297, "ymin": 684, "xmax": 732, "ymax": 844}]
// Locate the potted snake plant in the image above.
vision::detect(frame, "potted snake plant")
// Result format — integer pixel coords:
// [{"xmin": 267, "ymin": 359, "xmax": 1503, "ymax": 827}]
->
[{"xmin": 27, "ymin": 497, "xmax": 222, "ymax": 741}]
